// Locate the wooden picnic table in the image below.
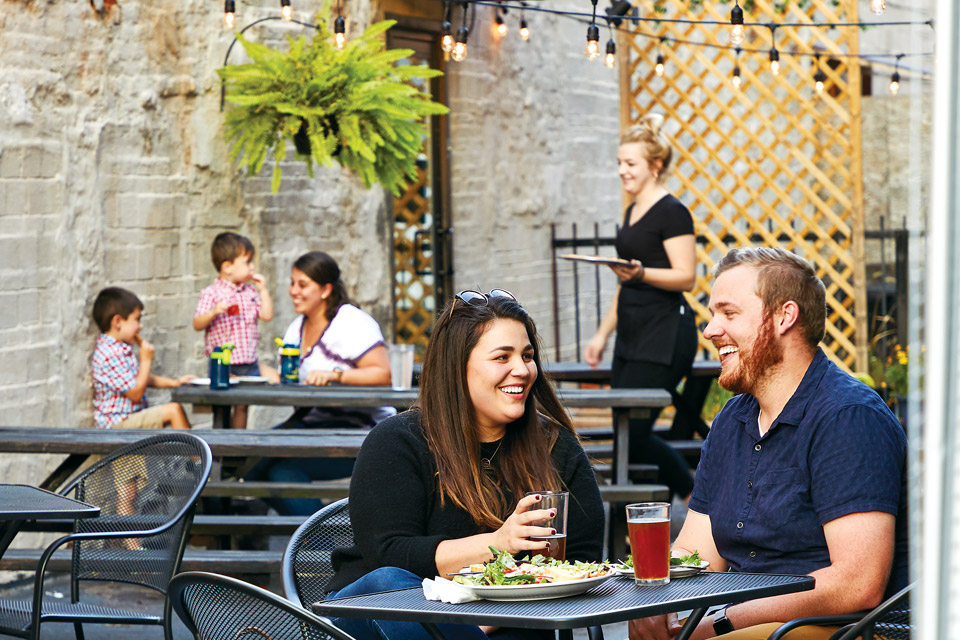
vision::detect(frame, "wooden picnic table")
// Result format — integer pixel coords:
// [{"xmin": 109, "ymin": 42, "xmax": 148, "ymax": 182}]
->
[{"xmin": 171, "ymin": 385, "xmax": 670, "ymax": 488}]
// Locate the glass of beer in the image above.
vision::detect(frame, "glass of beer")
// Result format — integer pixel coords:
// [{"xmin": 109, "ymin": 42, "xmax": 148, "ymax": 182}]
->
[
  {"xmin": 626, "ymin": 502, "xmax": 671, "ymax": 585},
  {"xmin": 525, "ymin": 490, "xmax": 568, "ymax": 561}
]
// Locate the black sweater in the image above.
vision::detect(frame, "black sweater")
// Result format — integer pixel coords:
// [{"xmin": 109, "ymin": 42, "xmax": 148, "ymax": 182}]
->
[{"xmin": 329, "ymin": 409, "xmax": 605, "ymax": 592}]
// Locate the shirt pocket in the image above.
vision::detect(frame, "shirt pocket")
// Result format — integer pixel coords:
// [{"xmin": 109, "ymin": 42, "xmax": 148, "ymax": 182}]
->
[{"xmin": 754, "ymin": 468, "xmax": 808, "ymax": 533}]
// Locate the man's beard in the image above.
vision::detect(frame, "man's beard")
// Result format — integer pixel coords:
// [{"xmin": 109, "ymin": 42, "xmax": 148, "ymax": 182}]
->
[{"xmin": 718, "ymin": 314, "xmax": 784, "ymax": 395}]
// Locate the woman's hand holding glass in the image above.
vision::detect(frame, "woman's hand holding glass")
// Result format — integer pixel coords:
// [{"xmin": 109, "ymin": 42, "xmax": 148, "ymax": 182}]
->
[{"xmin": 492, "ymin": 493, "xmax": 558, "ymax": 556}]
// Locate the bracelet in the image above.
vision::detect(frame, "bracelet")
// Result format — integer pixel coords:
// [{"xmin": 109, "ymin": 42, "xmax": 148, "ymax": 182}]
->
[{"xmin": 635, "ymin": 262, "xmax": 645, "ymax": 282}]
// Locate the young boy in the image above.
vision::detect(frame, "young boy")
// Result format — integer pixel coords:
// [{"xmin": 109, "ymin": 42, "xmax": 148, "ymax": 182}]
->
[
  {"xmin": 193, "ymin": 232, "xmax": 274, "ymax": 429},
  {"xmin": 91, "ymin": 287, "xmax": 194, "ymax": 430}
]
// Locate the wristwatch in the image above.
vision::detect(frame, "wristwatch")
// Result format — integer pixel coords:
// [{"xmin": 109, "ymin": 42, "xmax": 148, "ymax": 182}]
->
[{"xmin": 713, "ymin": 609, "xmax": 735, "ymax": 636}]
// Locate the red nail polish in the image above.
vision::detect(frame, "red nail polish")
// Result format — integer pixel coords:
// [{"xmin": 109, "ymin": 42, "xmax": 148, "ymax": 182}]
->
[
  {"xmin": 535, "ymin": 494, "xmax": 541, "ymax": 501},
  {"xmin": 549, "ymin": 510, "xmax": 556, "ymax": 517},
  {"xmin": 551, "ymin": 529, "xmax": 557, "ymax": 535}
]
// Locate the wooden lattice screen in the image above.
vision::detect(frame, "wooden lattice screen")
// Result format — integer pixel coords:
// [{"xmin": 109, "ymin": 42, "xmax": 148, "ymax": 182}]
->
[{"xmin": 619, "ymin": 0, "xmax": 867, "ymax": 372}]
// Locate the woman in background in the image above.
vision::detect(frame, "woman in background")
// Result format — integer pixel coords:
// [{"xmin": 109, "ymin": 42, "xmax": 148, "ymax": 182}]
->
[{"xmin": 585, "ymin": 113, "xmax": 698, "ymax": 501}]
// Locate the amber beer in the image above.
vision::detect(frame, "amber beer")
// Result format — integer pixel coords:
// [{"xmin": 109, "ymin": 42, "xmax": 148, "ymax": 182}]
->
[
  {"xmin": 525, "ymin": 490, "xmax": 569, "ymax": 562},
  {"xmin": 529, "ymin": 533, "xmax": 567, "ymax": 561},
  {"xmin": 625, "ymin": 502, "xmax": 671, "ymax": 585}
]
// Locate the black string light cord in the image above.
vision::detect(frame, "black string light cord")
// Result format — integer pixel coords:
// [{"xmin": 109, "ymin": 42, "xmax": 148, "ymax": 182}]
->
[{"xmin": 446, "ymin": 0, "xmax": 934, "ymax": 73}]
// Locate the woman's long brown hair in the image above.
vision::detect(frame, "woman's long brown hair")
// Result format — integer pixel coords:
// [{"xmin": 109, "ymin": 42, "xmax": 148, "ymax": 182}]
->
[{"xmin": 416, "ymin": 294, "xmax": 576, "ymax": 530}]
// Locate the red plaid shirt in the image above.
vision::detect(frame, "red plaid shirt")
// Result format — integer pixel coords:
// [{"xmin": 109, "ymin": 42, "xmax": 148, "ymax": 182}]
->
[
  {"xmin": 195, "ymin": 278, "xmax": 262, "ymax": 364},
  {"xmin": 91, "ymin": 334, "xmax": 147, "ymax": 428}
]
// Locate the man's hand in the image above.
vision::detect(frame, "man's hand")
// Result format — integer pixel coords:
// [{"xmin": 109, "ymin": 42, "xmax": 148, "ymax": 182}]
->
[
  {"xmin": 177, "ymin": 374, "xmax": 197, "ymax": 386},
  {"xmin": 628, "ymin": 613, "xmax": 683, "ymax": 640}
]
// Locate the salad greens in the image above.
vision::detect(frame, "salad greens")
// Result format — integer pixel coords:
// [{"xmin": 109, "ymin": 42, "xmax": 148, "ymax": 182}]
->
[
  {"xmin": 621, "ymin": 550, "xmax": 703, "ymax": 568},
  {"xmin": 452, "ymin": 547, "xmax": 614, "ymax": 586}
]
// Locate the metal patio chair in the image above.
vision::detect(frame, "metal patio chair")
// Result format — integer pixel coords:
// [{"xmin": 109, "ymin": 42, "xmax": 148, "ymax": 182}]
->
[
  {"xmin": 169, "ymin": 571, "xmax": 357, "ymax": 640},
  {"xmin": 282, "ymin": 498, "xmax": 352, "ymax": 608},
  {"xmin": 767, "ymin": 581, "xmax": 913, "ymax": 640},
  {"xmin": 0, "ymin": 432, "xmax": 212, "ymax": 640}
]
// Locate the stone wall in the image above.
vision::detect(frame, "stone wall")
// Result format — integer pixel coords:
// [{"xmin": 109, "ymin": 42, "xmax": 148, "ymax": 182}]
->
[{"xmin": 0, "ymin": 0, "xmax": 622, "ymax": 465}]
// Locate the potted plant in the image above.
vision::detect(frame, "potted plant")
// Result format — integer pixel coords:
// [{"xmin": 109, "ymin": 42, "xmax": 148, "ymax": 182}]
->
[{"xmin": 218, "ymin": 16, "xmax": 449, "ymax": 194}]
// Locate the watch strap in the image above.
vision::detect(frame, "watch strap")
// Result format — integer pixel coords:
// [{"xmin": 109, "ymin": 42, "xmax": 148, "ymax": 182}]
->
[{"xmin": 713, "ymin": 609, "xmax": 735, "ymax": 636}]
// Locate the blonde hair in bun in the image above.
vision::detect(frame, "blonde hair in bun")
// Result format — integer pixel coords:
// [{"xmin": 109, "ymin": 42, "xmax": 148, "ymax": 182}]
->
[{"xmin": 620, "ymin": 113, "xmax": 673, "ymax": 177}]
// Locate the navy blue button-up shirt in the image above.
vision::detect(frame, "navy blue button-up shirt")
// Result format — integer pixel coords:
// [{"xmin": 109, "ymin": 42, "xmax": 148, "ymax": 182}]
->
[{"xmin": 689, "ymin": 349, "xmax": 908, "ymax": 597}]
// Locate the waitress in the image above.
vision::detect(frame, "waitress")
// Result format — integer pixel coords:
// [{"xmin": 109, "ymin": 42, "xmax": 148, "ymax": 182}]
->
[
  {"xmin": 254, "ymin": 251, "xmax": 394, "ymax": 515},
  {"xmin": 585, "ymin": 113, "xmax": 698, "ymax": 501}
]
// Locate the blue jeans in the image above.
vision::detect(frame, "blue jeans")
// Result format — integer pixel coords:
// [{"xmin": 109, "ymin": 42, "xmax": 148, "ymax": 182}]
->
[
  {"xmin": 244, "ymin": 417, "xmax": 358, "ymax": 515},
  {"xmin": 326, "ymin": 568, "xmax": 552, "ymax": 640}
]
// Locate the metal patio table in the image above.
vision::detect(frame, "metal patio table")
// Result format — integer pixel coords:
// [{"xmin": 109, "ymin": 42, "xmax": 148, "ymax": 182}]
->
[
  {"xmin": 0, "ymin": 484, "xmax": 100, "ymax": 558},
  {"xmin": 313, "ymin": 571, "xmax": 814, "ymax": 640}
]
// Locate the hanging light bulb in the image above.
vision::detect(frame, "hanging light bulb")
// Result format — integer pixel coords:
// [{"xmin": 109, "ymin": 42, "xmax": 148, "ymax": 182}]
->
[
  {"xmin": 585, "ymin": 23, "xmax": 601, "ymax": 60},
  {"xmin": 769, "ymin": 48, "xmax": 780, "ymax": 75},
  {"xmin": 604, "ymin": 39, "xmax": 616, "ymax": 68},
  {"xmin": 440, "ymin": 21, "xmax": 454, "ymax": 53},
  {"xmin": 889, "ymin": 70, "xmax": 900, "ymax": 94},
  {"xmin": 655, "ymin": 53, "xmax": 665, "ymax": 77},
  {"xmin": 519, "ymin": 18, "xmax": 530, "ymax": 41},
  {"xmin": 813, "ymin": 56, "xmax": 827, "ymax": 95},
  {"xmin": 730, "ymin": 1, "xmax": 744, "ymax": 46},
  {"xmin": 334, "ymin": 15, "xmax": 346, "ymax": 48},
  {"xmin": 870, "ymin": 0, "xmax": 885, "ymax": 15},
  {"xmin": 280, "ymin": 0, "xmax": 292, "ymax": 21},
  {"xmin": 223, "ymin": 0, "xmax": 236, "ymax": 29},
  {"xmin": 732, "ymin": 64, "xmax": 742, "ymax": 89},
  {"xmin": 494, "ymin": 13, "xmax": 507, "ymax": 37},
  {"xmin": 452, "ymin": 26, "xmax": 469, "ymax": 62}
]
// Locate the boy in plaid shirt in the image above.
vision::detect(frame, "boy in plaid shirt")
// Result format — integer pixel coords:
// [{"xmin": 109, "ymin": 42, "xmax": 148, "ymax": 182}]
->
[
  {"xmin": 193, "ymin": 232, "xmax": 274, "ymax": 429},
  {"xmin": 91, "ymin": 287, "xmax": 193, "ymax": 429}
]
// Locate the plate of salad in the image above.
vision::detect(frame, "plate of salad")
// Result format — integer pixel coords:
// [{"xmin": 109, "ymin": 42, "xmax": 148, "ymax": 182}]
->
[
  {"xmin": 616, "ymin": 551, "xmax": 709, "ymax": 579},
  {"xmin": 450, "ymin": 547, "xmax": 615, "ymax": 601}
]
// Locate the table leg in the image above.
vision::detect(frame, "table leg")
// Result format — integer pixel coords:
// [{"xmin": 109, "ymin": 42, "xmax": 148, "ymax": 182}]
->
[
  {"xmin": 612, "ymin": 408, "xmax": 630, "ymax": 486},
  {"xmin": 0, "ymin": 522, "xmax": 23, "ymax": 559},
  {"xmin": 213, "ymin": 405, "xmax": 231, "ymax": 430},
  {"xmin": 675, "ymin": 607, "xmax": 708, "ymax": 640}
]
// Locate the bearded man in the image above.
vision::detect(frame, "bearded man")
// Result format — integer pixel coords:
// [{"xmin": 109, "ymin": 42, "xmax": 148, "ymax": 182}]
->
[{"xmin": 630, "ymin": 247, "xmax": 907, "ymax": 640}]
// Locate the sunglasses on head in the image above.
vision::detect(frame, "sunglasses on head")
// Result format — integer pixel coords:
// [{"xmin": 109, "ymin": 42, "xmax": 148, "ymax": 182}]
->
[{"xmin": 447, "ymin": 289, "xmax": 518, "ymax": 321}]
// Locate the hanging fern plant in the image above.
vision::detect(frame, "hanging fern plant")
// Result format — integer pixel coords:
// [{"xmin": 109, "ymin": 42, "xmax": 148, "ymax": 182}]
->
[{"xmin": 218, "ymin": 18, "xmax": 449, "ymax": 194}]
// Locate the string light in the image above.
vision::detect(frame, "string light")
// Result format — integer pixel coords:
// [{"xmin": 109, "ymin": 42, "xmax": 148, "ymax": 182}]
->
[
  {"xmin": 655, "ymin": 38, "xmax": 665, "ymax": 77},
  {"xmin": 495, "ymin": 12, "xmax": 507, "ymax": 37},
  {"xmin": 732, "ymin": 48, "xmax": 742, "ymax": 89},
  {"xmin": 769, "ymin": 48, "xmax": 780, "ymax": 75},
  {"xmin": 870, "ymin": 0, "xmax": 886, "ymax": 15},
  {"xmin": 334, "ymin": 16, "xmax": 346, "ymax": 48},
  {"xmin": 813, "ymin": 54, "xmax": 826, "ymax": 94},
  {"xmin": 452, "ymin": 4, "xmax": 469, "ymax": 62},
  {"xmin": 223, "ymin": 0, "xmax": 236, "ymax": 29},
  {"xmin": 605, "ymin": 39, "xmax": 616, "ymax": 68},
  {"xmin": 586, "ymin": 24, "xmax": 600, "ymax": 59},
  {"xmin": 280, "ymin": 0, "xmax": 292, "ymax": 21},
  {"xmin": 730, "ymin": 0, "xmax": 744, "ymax": 46},
  {"xmin": 585, "ymin": 0, "xmax": 601, "ymax": 60},
  {"xmin": 441, "ymin": 21, "xmax": 454, "ymax": 52},
  {"xmin": 519, "ymin": 17, "xmax": 530, "ymax": 41},
  {"xmin": 889, "ymin": 54, "xmax": 903, "ymax": 94}
]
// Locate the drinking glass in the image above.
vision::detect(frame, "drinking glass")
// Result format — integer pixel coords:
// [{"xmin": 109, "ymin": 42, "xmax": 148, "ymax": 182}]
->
[
  {"xmin": 626, "ymin": 502, "xmax": 671, "ymax": 585},
  {"xmin": 389, "ymin": 344, "xmax": 415, "ymax": 390},
  {"xmin": 524, "ymin": 490, "xmax": 569, "ymax": 561}
]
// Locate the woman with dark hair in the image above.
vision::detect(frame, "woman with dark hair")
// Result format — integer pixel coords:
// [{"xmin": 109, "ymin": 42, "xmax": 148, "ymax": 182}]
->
[
  {"xmin": 325, "ymin": 290, "xmax": 604, "ymax": 640},
  {"xmin": 251, "ymin": 251, "xmax": 393, "ymax": 515}
]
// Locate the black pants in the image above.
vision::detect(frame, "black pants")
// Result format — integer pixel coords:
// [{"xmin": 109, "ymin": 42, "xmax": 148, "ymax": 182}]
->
[{"xmin": 612, "ymin": 316, "xmax": 697, "ymax": 499}]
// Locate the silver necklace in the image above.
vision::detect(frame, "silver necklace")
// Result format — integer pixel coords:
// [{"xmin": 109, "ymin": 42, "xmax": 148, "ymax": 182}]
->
[{"xmin": 480, "ymin": 439, "xmax": 504, "ymax": 469}]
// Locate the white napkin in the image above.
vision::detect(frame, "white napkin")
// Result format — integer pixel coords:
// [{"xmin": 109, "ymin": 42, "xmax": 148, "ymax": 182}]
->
[{"xmin": 422, "ymin": 577, "xmax": 481, "ymax": 604}]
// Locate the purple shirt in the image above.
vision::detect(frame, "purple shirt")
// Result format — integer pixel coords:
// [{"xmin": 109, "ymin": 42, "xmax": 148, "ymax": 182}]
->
[{"xmin": 689, "ymin": 349, "xmax": 908, "ymax": 598}]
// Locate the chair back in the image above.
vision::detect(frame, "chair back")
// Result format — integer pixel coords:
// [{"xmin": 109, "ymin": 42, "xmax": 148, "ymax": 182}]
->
[
  {"xmin": 282, "ymin": 498, "xmax": 353, "ymax": 607},
  {"xmin": 169, "ymin": 571, "xmax": 356, "ymax": 640},
  {"xmin": 62, "ymin": 432, "xmax": 212, "ymax": 592},
  {"xmin": 837, "ymin": 582, "xmax": 913, "ymax": 640}
]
